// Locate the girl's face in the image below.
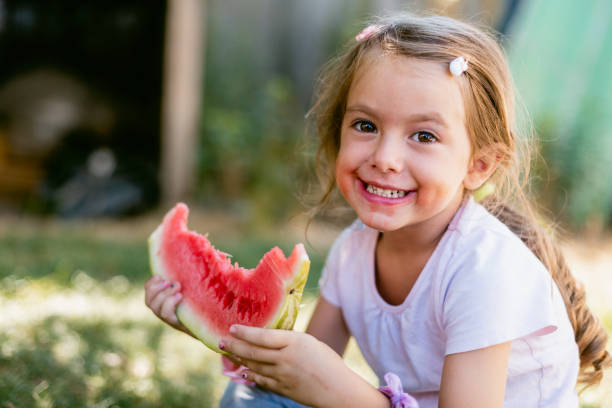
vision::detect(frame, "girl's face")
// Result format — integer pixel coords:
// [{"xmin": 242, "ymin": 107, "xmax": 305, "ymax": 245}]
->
[{"xmin": 336, "ymin": 54, "xmax": 476, "ymax": 233}]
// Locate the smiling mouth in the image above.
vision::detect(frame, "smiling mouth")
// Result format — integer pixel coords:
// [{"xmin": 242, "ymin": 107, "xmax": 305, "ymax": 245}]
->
[{"xmin": 364, "ymin": 183, "xmax": 412, "ymax": 199}]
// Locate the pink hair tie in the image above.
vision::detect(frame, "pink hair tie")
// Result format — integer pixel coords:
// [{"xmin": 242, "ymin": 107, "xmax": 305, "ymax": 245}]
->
[
  {"xmin": 378, "ymin": 372, "xmax": 419, "ymax": 408},
  {"xmin": 355, "ymin": 24, "xmax": 382, "ymax": 41}
]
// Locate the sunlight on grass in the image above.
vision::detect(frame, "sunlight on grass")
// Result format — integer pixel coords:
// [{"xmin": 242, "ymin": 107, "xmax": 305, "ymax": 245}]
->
[{"xmin": 0, "ymin": 278, "xmax": 222, "ymax": 407}]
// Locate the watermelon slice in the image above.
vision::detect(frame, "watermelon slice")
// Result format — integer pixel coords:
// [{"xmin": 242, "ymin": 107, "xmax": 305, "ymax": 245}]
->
[{"xmin": 148, "ymin": 203, "xmax": 310, "ymax": 353}]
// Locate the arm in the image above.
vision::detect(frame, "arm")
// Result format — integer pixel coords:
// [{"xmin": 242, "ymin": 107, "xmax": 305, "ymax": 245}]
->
[
  {"xmin": 439, "ymin": 341, "xmax": 511, "ymax": 408},
  {"xmin": 222, "ymin": 296, "xmax": 391, "ymax": 408},
  {"xmin": 305, "ymin": 296, "xmax": 350, "ymax": 355}
]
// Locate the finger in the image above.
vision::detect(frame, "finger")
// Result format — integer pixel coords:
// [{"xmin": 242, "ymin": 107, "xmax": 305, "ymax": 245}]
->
[
  {"xmin": 145, "ymin": 278, "xmax": 172, "ymax": 306},
  {"xmin": 222, "ymin": 353, "xmax": 243, "ymax": 368},
  {"xmin": 230, "ymin": 325, "xmax": 289, "ymax": 349},
  {"xmin": 145, "ymin": 275, "xmax": 162, "ymax": 287},
  {"xmin": 144, "ymin": 275, "xmax": 166, "ymax": 294},
  {"xmin": 160, "ymin": 292, "xmax": 183, "ymax": 325},
  {"xmin": 220, "ymin": 338, "xmax": 279, "ymax": 364},
  {"xmin": 243, "ymin": 370, "xmax": 279, "ymax": 391},
  {"xmin": 148, "ymin": 283, "xmax": 178, "ymax": 313},
  {"xmin": 240, "ymin": 359, "xmax": 278, "ymax": 379},
  {"xmin": 221, "ymin": 353, "xmax": 277, "ymax": 378}
]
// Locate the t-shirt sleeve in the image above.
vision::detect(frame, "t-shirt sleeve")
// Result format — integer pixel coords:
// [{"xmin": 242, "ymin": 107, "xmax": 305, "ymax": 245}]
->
[{"xmin": 441, "ymin": 229, "xmax": 559, "ymax": 355}]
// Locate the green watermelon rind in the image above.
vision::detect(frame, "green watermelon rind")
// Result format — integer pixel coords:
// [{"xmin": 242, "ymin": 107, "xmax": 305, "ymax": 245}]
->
[
  {"xmin": 147, "ymin": 217, "xmax": 310, "ymax": 354},
  {"xmin": 270, "ymin": 256, "xmax": 310, "ymax": 330}
]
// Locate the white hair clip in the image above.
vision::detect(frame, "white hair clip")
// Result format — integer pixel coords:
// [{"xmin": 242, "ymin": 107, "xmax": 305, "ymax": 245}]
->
[{"xmin": 449, "ymin": 56, "xmax": 468, "ymax": 76}]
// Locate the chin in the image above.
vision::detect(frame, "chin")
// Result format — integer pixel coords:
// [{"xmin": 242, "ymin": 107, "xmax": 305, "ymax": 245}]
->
[{"xmin": 358, "ymin": 212, "xmax": 406, "ymax": 232}]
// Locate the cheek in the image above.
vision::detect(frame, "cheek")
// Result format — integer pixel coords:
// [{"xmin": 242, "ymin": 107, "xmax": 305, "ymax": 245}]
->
[
  {"xmin": 335, "ymin": 140, "xmax": 357, "ymax": 175},
  {"xmin": 334, "ymin": 149, "xmax": 345, "ymax": 178},
  {"xmin": 414, "ymin": 161, "xmax": 465, "ymax": 203},
  {"xmin": 335, "ymin": 155, "xmax": 352, "ymax": 195}
]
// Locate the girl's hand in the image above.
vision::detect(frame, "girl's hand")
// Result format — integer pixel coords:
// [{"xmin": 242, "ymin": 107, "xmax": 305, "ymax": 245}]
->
[
  {"xmin": 220, "ymin": 325, "xmax": 344, "ymax": 406},
  {"xmin": 220, "ymin": 325, "xmax": 390, "ymax": 408},
  {"xmin": 144, "ymin": 275, "xmax": 194, "ymax": 337}
]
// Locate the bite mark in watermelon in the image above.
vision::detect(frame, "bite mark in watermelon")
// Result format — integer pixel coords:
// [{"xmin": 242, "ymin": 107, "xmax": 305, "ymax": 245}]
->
[{"xmin": 148, "ymin": 203, "xmax": 310, "ymax": 353}]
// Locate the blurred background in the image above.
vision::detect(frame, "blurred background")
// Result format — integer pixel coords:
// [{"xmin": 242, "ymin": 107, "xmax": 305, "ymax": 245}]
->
[{"xmin": 1, "ymin": 0, "xmax": 611, "ymax": 406}]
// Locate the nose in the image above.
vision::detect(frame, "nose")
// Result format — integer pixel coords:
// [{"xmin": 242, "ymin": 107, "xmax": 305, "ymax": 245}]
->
[{"xmin": 370, "ymin": 134, "xmax": 404, "ymax": 173}]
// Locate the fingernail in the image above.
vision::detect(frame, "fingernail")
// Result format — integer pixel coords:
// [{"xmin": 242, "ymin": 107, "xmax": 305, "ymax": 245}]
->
[
  {"xmin": 218, "ymin": 340, "xmax": 225, "ymax": 350},
  {"xmin": 174, "ymin": 292, "xmax": 182, "ymax": 299},
  {"xmin": 162, "ymin": 282, "xmax": 171, "ymax": 289},
  {"xmin": 229, "ymin": 325, "xmax": 237, "ymax": 334}
]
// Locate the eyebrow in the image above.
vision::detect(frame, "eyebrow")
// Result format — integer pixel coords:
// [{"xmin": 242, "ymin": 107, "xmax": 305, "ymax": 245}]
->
[
  {"xmin": 408, "ymin": 112, "xmax": 448, "ymax": 128},
  {"xmin": 345, "ymin": 104, "xmax": 449, "ymax": 128}
]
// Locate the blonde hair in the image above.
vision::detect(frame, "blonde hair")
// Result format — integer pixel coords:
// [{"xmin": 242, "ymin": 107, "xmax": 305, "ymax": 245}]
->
[{"xmin": 308, "ymin": 13, "xmax": 610, "ymax": 389}]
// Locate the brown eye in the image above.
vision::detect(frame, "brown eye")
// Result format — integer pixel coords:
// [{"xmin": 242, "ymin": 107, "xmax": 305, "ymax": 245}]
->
[
  {"xmin": 353, "ymin": 120, "xmax": 377, "ymax": 133},
  {"xmin": 410, "ymin": 131, "xmax": 437, "ymax": 144}
]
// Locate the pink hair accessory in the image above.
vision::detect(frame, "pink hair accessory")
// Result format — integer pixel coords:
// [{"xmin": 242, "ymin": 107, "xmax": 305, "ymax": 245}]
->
[
  {"xmin": 355, "ymin": 24, "xmax": 382, "ymax": 41},
  {"xmin": 378, "ymin": 372, "xmax": 419, "ymax": 408},
  {"xmin": 449, "ymin": 56, "xmax": 468, "ymax": 76}
]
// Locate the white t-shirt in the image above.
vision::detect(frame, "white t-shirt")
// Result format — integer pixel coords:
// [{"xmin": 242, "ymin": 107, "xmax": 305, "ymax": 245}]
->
[{"xmin": 319, "ymin": 197, "xmax": 579, "ymax": 407}]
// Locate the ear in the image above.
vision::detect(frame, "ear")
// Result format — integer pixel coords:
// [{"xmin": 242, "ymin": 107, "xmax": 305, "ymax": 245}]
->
[{"xmin": 463, "ymin": 150, "xmax": 501, "ymax": 191}]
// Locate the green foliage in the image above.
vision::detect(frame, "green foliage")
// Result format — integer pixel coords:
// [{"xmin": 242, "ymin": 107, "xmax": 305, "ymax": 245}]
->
[
  {"xmin": 534, "ymin": 100, "xmax": 612, "ymax": 230},
  {"xmin": 195, "ymin": 1, "xmax": 372, "ymax": 225},
  {"xmin": 198, "ymin": 77, "xmax": 308, "ymax": 225},
  {"xmin": 509, "ymin": 1, "xmax": 612, "ymax": 230}
]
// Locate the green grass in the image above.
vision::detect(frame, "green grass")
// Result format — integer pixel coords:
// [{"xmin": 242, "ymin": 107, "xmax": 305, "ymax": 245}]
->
[
  {"xmin": 0, "ymin": 316, "xmax": 215, "ymax": 407},
  {"xmin": 0, "ymin": 235, "xmax": 149, "ymax": 291}
]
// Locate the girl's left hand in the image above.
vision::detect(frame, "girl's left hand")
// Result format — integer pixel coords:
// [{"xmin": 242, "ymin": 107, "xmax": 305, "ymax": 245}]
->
[{"xmin": 219, "ymin": 324, "xmax": 351, "ymax": 407}]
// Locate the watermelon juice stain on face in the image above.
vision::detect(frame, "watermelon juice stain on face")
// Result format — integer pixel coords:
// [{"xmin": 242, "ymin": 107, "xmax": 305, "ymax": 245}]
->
[{"xmin": 335, "ymin": 54, "xmax": 473, "ymax": 234}]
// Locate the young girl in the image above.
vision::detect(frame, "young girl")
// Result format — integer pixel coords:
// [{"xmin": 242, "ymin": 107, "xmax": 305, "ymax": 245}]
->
[{"xmin": 145, "ymin": 13, "xmax": 611, "ymax": 407}]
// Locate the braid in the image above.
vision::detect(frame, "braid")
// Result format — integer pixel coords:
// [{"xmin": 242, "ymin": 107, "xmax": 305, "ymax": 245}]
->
[{"xmin": 482, "ymin": 196, "xmax": 612, "ymax": 389}]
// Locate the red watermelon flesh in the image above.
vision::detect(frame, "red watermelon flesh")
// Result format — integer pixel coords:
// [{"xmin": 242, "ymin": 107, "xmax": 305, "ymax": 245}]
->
[{"xmin": 148, "ymin": 203, "xmax": 310, "ymax": 353}]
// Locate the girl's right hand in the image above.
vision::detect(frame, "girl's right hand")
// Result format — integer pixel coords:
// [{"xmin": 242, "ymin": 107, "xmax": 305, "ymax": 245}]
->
[{"xmin": 144, "ymin": 275, "xmax": 194, "ymax": 337}]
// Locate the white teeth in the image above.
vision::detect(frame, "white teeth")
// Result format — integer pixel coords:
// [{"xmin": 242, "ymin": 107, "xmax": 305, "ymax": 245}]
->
[{"xmin": 366, "ymin": 184, "xmax": 407, "ymax": 198}]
